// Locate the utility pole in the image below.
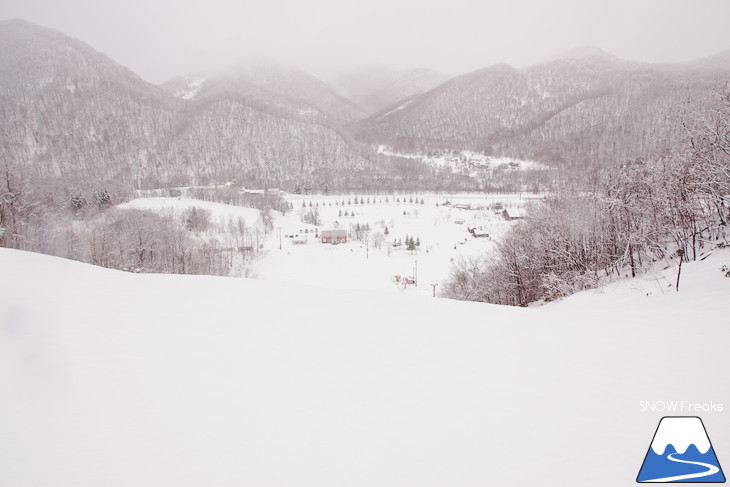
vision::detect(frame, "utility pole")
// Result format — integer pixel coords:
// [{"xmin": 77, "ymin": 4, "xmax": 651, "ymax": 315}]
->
[
  {"xmin": 430, "ymin": 281, "xmax": 438, "ymax": 297},
  {"xmin": 277, "ymin": 227, "xmax": 282, "ymax": 250},
  {"xmin": 414, "ymin": 260, "xmax": 418, "ymax": 287}
]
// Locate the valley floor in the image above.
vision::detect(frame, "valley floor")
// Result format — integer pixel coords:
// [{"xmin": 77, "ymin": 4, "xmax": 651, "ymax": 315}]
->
[{"xmin": 121, "ymin": 193, "xmax": 540, "ymax": 296}]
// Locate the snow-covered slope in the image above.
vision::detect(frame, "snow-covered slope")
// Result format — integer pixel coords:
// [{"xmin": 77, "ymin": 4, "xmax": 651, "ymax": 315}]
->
[
  {"xmin": 160, "ymin": 75, "xmax": 207, "ymax": 99},
  {"xmin": 1, "ymin": 247, "xmax": 728, "ymax": 486},
  {"xmin": 118, "ymin": 197, "xmax": 263, "ymax": 224}
]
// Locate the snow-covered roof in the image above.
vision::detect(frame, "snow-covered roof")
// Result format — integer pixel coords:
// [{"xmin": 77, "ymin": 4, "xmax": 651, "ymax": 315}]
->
[{"xmin": 321, "ymin": 229, "xmax": 347, "ymax": 238}]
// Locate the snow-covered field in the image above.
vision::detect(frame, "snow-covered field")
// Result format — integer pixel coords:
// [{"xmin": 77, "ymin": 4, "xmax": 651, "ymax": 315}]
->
[
  {"xmin": 1, "ymin": 246, "xmax": 728, "ymax": 486},
  {"xmin": 260, "ymin": 193, "xmax": 535, "ymax": 295},
  {"xmin": 377, "ymin": 146, "xmax": 551, "ymax": 175},
  {"xmin": 115, "ymin": 194, "xmax": 537, "ymax": 293},
  {"xmin": 118, "ymin": 197, "xmax": 262, "ymax": 225}
]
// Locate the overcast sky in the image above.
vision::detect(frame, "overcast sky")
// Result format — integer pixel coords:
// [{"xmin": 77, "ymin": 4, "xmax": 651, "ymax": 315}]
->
[{"xmin": 1, "ymin": 0, "xmax": 729, "ymax": 83}]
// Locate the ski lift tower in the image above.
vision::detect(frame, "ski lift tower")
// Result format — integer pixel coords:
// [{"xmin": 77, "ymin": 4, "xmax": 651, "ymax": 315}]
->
[{"xmin": 430, "ymin": 281, "xmax": 438, "ymax": 297}]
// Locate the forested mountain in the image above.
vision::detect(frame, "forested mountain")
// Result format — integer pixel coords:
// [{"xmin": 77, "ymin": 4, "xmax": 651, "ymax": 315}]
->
[
  {"xmin": 2, "ymin": 19, "xmax": 728, "ymax": 195},
  {"xmin": 357, "ymin": 50, "xmax": 730, "ymax": 168},
  {"xmin": 0, "ymin": 20, "xmax": 381, "ymax": 192},
  {"xmin": 335, "ymin": 67, "xmax": 449, "ymax": 114},
  {"xmin": 0, "ymin": 19, "xmax": 180, "ymax": 183},
  {"xmin": 164, "ymin": 63, "xmax": 366, "ymax": 124}
]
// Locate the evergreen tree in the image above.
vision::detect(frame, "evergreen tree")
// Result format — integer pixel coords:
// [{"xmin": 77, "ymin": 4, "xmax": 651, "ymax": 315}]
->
[
  {"xmin": 93, "ymin": 188, "xmax": 112, "ymax": 208},
  {"xmin": 71, "ymin": 193, "xmax": 87, "ymax": 215},
  {"xmin": 407, "ymin": 237, "xmax": 416, "ymax": 251},
  {"xmin": 384, "ymin": 226, "xmax": 389, "ymax": 235}
]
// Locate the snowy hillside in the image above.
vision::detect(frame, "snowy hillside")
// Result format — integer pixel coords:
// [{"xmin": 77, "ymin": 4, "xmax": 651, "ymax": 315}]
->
[
  {"xmin": 161, "ymin": 75, "xmax": 207, "ymax": 99},
  {"xmin": 356, "ymin": 53, "xmax": 730, "ymax": 169},
  {"xmin": 0, "ymin": 20, "xmax": 376, "ymax": 189},
  {"xmin": 118, "ymin": 197, "xmax": 263, "ymax": 224},
  {"xmin": 1, "ymin": 247, "xmax": 728, "ymax": 486}
]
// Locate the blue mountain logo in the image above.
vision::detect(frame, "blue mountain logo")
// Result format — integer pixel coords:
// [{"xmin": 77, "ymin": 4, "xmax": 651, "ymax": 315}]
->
[{"xmin": 637, "ymin": 416, "xmax": 725, "ymax": 483}]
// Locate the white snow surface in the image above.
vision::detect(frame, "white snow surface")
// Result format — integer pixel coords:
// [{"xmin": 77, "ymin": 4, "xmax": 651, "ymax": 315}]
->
[
  {"xmin": 1, "ymin": 247, "xmax": 729, "ymax": 486},
  {"xmin": 259, "ymin": 193, "xmax": 537, "ymax": 294},
  {"xmin": 118, "ymin": 197, "xmax": 263, "ymax": 225},
  {"xmin": 376, "ymin": 146, "xmax": 550, "ymax": 174},
  {"xmin": 179, "ymin": 77, "xmax": 206, "ymax": 100},
  {"xmin": 650, "ymin": 417, "xmax": 712, "ymax": 455}
]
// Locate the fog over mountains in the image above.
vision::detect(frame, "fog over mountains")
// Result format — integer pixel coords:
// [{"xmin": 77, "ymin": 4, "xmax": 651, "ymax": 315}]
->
[
  {"xmin": 333, "ymin": 67, "xmax": 450, "ymax": 114},
  {"xmin": 1, "ymin": 19, "xmax": 729, "ymax": 191}
]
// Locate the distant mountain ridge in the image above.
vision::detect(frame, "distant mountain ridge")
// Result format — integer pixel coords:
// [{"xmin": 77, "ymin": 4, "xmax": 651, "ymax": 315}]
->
[
  {"xmin": 165, "ymin": 63, "xmax": 366, "ymax": 124},
  {"xmin": 1, "ymin": 18, "xmax": 728, "ymax": 192},
  {"xmin": 0, "ymin": 19, "xmax": 382, "ymax": 191},
  {"xmin": 356, "ymin": 49, "xmax": 730, "ymax": 168},
  {"xmin": 546, "ymin": 46, "xmax": 619, "ymax": 62}
]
